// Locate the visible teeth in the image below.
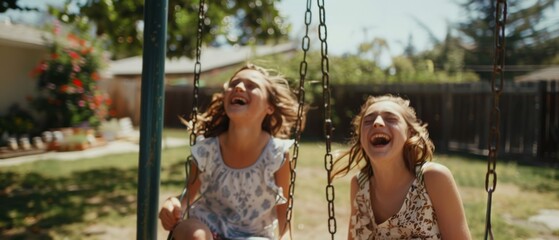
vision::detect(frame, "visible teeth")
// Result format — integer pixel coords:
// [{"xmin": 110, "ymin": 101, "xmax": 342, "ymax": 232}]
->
[
  {"xmin": 231, "ymin": 97, "xmax": 246, "ymax": 105},
  {"xmin": 371, "ymin": 133, "xmax": 390, "ymax": 145}
]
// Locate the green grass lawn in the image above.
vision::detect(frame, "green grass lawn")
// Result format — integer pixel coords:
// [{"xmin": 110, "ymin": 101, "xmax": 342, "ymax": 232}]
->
[{"xmin": 1, "ymin": 129, "xmax": 558, "ymax": 239}]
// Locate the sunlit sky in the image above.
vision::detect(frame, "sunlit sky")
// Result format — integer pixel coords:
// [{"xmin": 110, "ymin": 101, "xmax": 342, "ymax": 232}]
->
[{"xmin": 278, "ymin": 0, "xmax": 464, "ymax": 57}]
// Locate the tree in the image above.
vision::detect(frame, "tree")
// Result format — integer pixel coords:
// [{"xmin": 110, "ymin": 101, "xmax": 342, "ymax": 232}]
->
[
  {"xmin": 402, "ymin": 34, "xmax": 417, "ymax": 58},
  {"xmin": 457, "ymin": 0, "xmax": 557, "ymax": 80},
  {"xmin": 49, "ymin": 0, "xmax": 290, "ymax": 59},
  {"xmin": 0, "ymin": 0, "xmax": 37, "ymax": 13},
  {"xmin": 358, "ymin": 37, "xmax": 390, "ymax": 65},
  {"xmin": 388, "ymin": 27, "xmax": 479, "ymax": 83},
  {"xmin": 1, "ymin": 0, "xmax": 290, "ymax": 59}
]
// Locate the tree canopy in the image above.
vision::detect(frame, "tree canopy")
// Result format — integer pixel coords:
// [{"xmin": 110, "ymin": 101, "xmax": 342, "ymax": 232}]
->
[
  {"xmin": 3, "ymin": 0, "xmax": 558, "ymax": 83},
  {"xmin": 56, "ymin": 0, "xmax": 291, "ymax": 59},
  {"xmin": 0, "ymin": 0, "xmax": 37, "ymax": 13},
  {"xmin": 457, "ymin": 0, "xmax": 558, "ymax": 80},
  {"xmin": 2, "ymin": 0, "xmax": 291, "ymax": 60}
]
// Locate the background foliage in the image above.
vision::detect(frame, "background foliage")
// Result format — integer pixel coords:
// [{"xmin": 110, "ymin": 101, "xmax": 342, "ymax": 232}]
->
[
  {"xmin": 29, "ymin": 22, "xmax": 112, "ymax": 130},
  {"xmin": 2, "ymin": 0, "xmax": 558, "ymax": 82},
  {"xmin": 457, "ymin": 0, "xmax": 558, "ymax": 80},
  {"xmin": 0, "ymin": 105, "xmax": 37, "ymax": 138},
  {"xmin": 48, "ymin": 0, "xmax": 291, "ymax": 59}
]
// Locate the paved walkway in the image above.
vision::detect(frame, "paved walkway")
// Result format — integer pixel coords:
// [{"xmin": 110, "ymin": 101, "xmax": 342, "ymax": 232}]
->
[
  {"xmin": 0, "ymin": 137, "xmax": 188, "ymax": 167},
  {"xmin": 529, "ymin": 209, "xmax": 559, "ymax": 232}
]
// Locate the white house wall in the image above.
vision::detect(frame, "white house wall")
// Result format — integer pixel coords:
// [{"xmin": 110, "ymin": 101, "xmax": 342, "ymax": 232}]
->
[{"xmin": 0, "ymin": 44, "xmax": 47, "ymax": 114}]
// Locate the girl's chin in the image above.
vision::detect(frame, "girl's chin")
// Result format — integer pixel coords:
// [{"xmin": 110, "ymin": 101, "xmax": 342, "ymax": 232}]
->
[{"xmin": 225, "ymin": 108, "xmax": 249, "ymax": 117}]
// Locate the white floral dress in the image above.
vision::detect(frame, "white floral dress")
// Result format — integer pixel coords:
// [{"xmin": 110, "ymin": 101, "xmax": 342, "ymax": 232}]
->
[
  {"xmin": 189, "ymin": 136, "xmax": 293, "ymax": 239},
  {"xmin": 350, "ymin": 163, "xmax": 441, "ymax": 239}
]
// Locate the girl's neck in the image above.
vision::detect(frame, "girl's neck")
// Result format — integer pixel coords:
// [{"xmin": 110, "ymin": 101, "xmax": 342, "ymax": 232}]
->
[
  {"xmin": 370, "ymin": 159, "xmax": 414, "ymax": 192},
  {"xmin": 222, "ymin": 124, "xmax": 269, "ymax": 149},
  {"xmin": 219, "ymin": 127, "xmax": 271, "ymax": 169}
]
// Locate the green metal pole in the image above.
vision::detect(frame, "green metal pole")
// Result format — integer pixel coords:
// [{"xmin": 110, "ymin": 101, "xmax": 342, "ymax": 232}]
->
[{"xmin": 137, "ymin": 0, "xmax": 168, "ymax": 239}]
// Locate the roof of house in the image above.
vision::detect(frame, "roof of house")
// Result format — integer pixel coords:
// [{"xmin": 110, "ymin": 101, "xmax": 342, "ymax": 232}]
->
[
  {"xmin": 515, "ymin": 66, "xmax": 559, "ymax": 82},
  {"xmin": 106, "ymin": 42, "xmax": 297, "ymax": 76},
  {"xmin": 0, "ymin": 22, "xmax": 49, "ymax": 49}
]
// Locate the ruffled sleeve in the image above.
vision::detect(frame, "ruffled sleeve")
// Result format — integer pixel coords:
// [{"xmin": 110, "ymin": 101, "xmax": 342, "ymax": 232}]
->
[
  {"xmin": 264, "ymin": 138, "xmax": 294, "ymax": 205},
  {"xmin": 269, "ymin": 138, "xmax": 294, "ymax": 172},
  {"xmin": 190, "ymin": 136, "xmax": 216, "ymax": 172}
]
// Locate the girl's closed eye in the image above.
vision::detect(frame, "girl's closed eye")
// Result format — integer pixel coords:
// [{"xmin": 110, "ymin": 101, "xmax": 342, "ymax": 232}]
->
[
  {"xmin": 228, "ymin": 79, "xmax": 239, "ymax": 88},
  {"xmin": 385, "ymin": 117, "xmax": 398, "ymax": 122},
  {"xmin": 363, "ymin": 116, "xmax": 376, "ymax": 125},
  {"xmin": 244, "ymin": 81, "xmax": 257, "ymax": 90},
  {"xmin": 382, "ymin": 113, "xmax": 400, "ymax": 122},
  {"xmin": 229, "ymin": 79, "xmax": 258, "ymax": 90}
]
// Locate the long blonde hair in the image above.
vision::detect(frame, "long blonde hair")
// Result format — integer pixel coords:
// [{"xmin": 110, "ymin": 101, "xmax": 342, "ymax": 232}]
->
[
  {"xmin": 330, "ymin": 94, "xmax": 434, "ymax": 181},
  {"xmin": 189, "ymin": 63, "xmax": 303, "ymax": 139}
]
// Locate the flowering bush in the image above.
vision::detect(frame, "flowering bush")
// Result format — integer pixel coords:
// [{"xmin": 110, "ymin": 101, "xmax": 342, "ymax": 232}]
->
[{"xmin": 30, "ymin": 24, "xmax": 113, "ymax": 129}]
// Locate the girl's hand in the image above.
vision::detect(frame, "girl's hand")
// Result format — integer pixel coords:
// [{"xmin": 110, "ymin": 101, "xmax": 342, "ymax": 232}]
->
[{"xmin": 158, "ymin": 197, "xmax": 182, "ymax": 230}]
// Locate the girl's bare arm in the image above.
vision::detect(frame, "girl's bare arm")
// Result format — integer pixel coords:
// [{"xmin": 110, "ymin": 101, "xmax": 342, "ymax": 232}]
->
[
  {"xmin": 424, "ymin": 163, "xmax": 471, "ymax": 240},
  {"xmin": 275, "ymin": 152, "xmax": 292, "ymax": 239},
  {"xmin": 347, "ymin": 176, "xmax": 358, "ymax": 240},
  {"xmin": 159, "ymin": 160, "xmax": 201, "ymax": 230}
]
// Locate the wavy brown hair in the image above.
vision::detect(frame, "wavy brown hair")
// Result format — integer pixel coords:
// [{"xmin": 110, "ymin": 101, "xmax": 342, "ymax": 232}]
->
[
  {"xmin": 188, "ymin": 63, "xmax": 303, "ymax": 139},
  {"xmin": 330, "ymin": 94, "xmax": 434, "ymax": 182}
]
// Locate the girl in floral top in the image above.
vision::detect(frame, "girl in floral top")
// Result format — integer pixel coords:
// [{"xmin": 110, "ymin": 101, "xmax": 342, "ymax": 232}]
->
[
  {"xmin": 159, "ymin": 64, "xmax": 303, "ymax": 239},
  {"xmin": 331, "ymin": 94, "xmax": 471, "ymax": 239}
]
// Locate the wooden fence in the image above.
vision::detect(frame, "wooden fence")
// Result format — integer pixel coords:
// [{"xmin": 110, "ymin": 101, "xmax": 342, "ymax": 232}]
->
[{"xmin": 164, "ymin": 81, "xmax": 559, "ymax": 162}]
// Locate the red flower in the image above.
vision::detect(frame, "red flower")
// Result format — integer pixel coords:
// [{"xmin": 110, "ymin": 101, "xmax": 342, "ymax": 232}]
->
[
  {"xmin": 68, "ymin": 51, "xmax": 80, "ymax": 60},
  {"xmin": 95, "ymin": 94, "xmax": 104, "ymax": 104},
  {"xmin": 29, "ymin": 61, "xmax": 48, "ymax": 77},
  {"xmin": 67, "ymin": 33, "xmax": 79, "ymax": 44},
  {"xmin": 91, "ymin": 72, "xmax": 100, "ymax": 81},
  {"xmin": 60, "ymin": 85, "xmax": 69, "ymax": 93},
  {"xmin": 72, "ymin": 79, "xmax": 83, "ymax": 88},
  {"xmin": 81, "ymin": 47, "xmax": 92, "ymax": 55}
]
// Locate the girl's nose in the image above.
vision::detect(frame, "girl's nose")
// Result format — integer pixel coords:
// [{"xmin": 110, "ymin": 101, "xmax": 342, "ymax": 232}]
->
[
  {"xmin": 234, "ymin": 82, "xmax": 245, "ymax": 92},
  {"xmin": 373, "ymin": 116, "xmax": 384, "ymax": 128}
]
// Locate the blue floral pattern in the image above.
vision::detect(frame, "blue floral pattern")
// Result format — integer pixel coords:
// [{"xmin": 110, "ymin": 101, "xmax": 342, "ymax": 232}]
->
[{"xmin": 189, "ymin": 136, "xmax": 293, "ymax": 239}]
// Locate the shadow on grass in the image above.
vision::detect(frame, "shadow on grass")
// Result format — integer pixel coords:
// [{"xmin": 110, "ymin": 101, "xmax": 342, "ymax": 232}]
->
[
  {"xmin": 161, "ymin": 161, "xmax": 190, "ymax": 186},
  {"xmin": 0, "ymin": 167, "xmax": 139, "ymax": 239}
]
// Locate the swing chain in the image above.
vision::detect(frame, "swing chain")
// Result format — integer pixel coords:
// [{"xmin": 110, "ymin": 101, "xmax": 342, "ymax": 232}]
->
[
  {"xmin": 284, "ymin": 0, "xmax": 313, "ymax": 234},
  {"xmin": 168, "ymin": 2, "xmax": 206, "ymax": 239},
  {"xmin": 485, "ymin": 1, "xmax": 507, "ymax": 239},
  {"xmin": 186, "ymin": 0, "xmax": 206, "ymax": 209},
  {"xmin": 316, "ymin": 0, "xmax": 336, "ymax": 238},
  {"xmin": 177, "ymin": 0, "xmax": 206, "ymax": 228},
  {"xmin": 189, "ymin": 0, "xmax": 206, "ymax": 146}
]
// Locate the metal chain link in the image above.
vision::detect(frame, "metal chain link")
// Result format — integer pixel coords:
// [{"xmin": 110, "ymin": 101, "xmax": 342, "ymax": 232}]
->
[
  {"xmin": 168, "ymin": 1, "xmax": 206, "ymax": 239},
  {"xmin": 183, "ymin": 0, "xmax": 206, "ymax": 219},
  {"xmin": 485, "ymin": 1, "xmax": 507, "ymax": 239},
  {"xmin": 284, "ymin": 0, "xmax": 312, "ymax": 236},
  {"xmin": 316, "ymin": 0, "xmax": 336, "ymax": 238},
  {"xmin": 189, "ymin": 0, "xmax": 206, "ymax": 147}
]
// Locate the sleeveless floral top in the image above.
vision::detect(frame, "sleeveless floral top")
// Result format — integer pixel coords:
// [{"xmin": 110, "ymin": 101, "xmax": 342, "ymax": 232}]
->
[
  {"xmin": 189, "ymin": 136, "xmax": 293, "ymax": 239},
  {"xmin": 350, "ymin": 163, "xmax": 441, "ymax": 239}
]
